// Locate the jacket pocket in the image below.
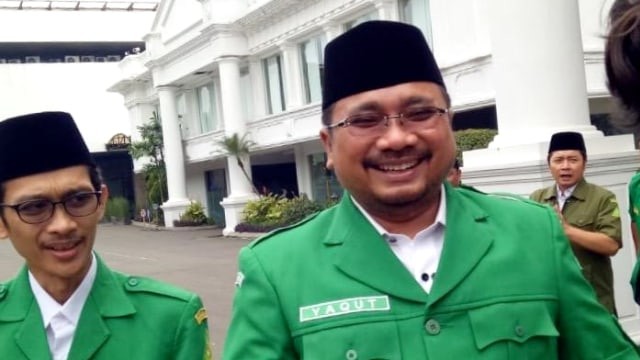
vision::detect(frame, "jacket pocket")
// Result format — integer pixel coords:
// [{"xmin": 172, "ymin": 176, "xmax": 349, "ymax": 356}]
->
[
  {"xmin": 468, "ymin": 301, "xmax": 559, "ymax": 360},
  {"xmin": 297, "ymin": 319, "xmax": 400, "ymax": 360}
]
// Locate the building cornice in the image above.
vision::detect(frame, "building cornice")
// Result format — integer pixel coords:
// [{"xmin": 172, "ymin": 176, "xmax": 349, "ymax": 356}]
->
[{"xmin": 245, "ymin": 0, "xmax": 371, "ymax": 54}]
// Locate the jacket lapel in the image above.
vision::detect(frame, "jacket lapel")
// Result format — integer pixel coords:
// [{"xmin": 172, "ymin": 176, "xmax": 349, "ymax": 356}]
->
[
  {"xmin": 327, "ymin": 195, "xmax": 427, "ymax": 304},
  {"xmin": 67, "ymin": 255, "xmax": 135, "ymax": 360},
  {"xmin": 4, "ymin": 268, "xmax": 52, "ymax": 360},
  {"xmin": 427, "ymin": 186, "xmax": 493, "ymax": 307}
]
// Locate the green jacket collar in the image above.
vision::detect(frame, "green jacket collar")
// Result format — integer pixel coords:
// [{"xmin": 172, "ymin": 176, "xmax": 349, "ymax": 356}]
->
[
  {"xmin": 540, "ymin": 178, "xmax": 588, "ymax": 202},
  {"xmin": 0, "ymin": 254, "xmax": 136, "ymax": 360},
  {"xmin": 323, "ymin": 184, "xmax": 492, "ymax": 307}
]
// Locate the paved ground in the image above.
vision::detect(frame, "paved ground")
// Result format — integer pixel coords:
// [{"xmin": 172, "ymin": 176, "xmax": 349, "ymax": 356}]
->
[{"xmin": 0, "ymin": 224, "xmax": 253, "ymax": 359}]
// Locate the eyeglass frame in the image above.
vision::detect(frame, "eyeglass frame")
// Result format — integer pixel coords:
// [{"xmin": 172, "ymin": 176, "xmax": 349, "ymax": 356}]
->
[
  {"xmin": 0, "ymin": 191, "xmax": 103, "ymax": 224},
  {"xmin": 325, "ymin": 106, "xmax": 449, "ymax": 135}
]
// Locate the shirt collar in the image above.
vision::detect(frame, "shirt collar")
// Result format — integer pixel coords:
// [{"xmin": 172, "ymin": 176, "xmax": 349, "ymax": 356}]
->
[
  {"xmin": 29, "ymin": 252, "xmax": 97, "ymax": 327},
  {"xmin": 556, "ymin": 183, "xmax": 577, "ymax": 199},
  {"xmin": 352, "ymin": 184, "xmax": 447, "ymax": 237}
]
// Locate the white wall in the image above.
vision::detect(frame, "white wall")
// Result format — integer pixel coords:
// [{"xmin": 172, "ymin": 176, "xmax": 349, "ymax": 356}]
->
[
  {"xmin": 0, "ymin": 63, "xmax": 133, "ymax": 151},
  {"xmin": 0, "ymin": 10, "xmax": 153, "ymax": 42}
]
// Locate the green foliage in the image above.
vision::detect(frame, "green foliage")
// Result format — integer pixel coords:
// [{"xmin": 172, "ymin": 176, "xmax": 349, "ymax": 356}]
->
[
  {"xmin": 129, "ymin": 111, "xmax": 164, "ymax": 163},
  {"xmin": 129, "ymin": 111, "xmax": 168, "ymax": 209},
  {"xmin": 454, "ymin": 128, "xmax": 497, "ymax": 162},
  {"xmin": 216, "ymin": 133, "xmax": 259, "ymax": 194},
  {"xmin": 179, "ymin": 201, "xmax": 208, "ymax": 224},
  {"xmin": 238, "ymin": 194, "xmax": 326, "ymax": 232},
  {"xmin": 280, "ymin": 194, "xmax": 323, "ymax": 225},
  {"xmin": 242, "ymin": 194, "xmax": 289, "ymax": 226},
  {"xmin": 105, "ymin": 197, "xmax": 131, "ymax": 223}
]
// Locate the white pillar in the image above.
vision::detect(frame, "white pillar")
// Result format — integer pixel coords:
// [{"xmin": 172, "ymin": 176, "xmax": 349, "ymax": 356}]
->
[
  {"xmin": 486, "ymin": 0, "xmax": 600, "ymax": 149},
  {"xmin": 294, "ymin": 144, "xmax": 312, "ymax": 198},
  {"xmin": 156, "ymin": 85, "xmax": 190, "ymax": 227},
  {"xmin": 374, "ymin": 0, "xmax": 398, "ymax": 21},
  {"xmin": 218, "ymin": 56, "xmax": 258, "ymax": 235},
  {"xmin": 280, "ymin": 42, "xmax": 304, "ymax": 109}
]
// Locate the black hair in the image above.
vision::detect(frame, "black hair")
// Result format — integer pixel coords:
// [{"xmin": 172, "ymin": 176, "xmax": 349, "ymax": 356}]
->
[{"xmin": 605, "ymin": 0, "xmax": 640, "ymax": 128}]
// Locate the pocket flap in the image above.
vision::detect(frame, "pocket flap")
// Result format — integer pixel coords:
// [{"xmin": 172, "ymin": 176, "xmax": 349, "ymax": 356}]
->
[{"xmin": 469, "ymin": 301, "xmax": 559, "ymax": 350}]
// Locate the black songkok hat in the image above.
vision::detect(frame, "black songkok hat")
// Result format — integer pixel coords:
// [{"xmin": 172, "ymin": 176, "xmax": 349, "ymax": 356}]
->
[
  {"xmin": 322, "ymin": 20, "xmax": 445, "ymax": 110},
  {"xmin": 548, "ymin": 131, "xmax": 587, "ymax": 154},
  {"xmin": 0, "ymin": 111, "xmax": 95, "ymax": 183}
]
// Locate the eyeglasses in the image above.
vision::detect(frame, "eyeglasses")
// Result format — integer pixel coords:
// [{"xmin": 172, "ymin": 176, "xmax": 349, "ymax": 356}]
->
[
  {"xmin": 326, "ymin": 106, "xmax": 449, "ymax": 137},
  {"xmin": 0, "ymin": 191, "xmax": 102, "ymax": 224}
]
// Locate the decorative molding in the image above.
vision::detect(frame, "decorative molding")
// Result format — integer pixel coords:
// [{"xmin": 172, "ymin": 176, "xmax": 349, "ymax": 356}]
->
[
  {"xmin": 243, "ymin": 0, "xmax": 371, "ymax": 54},
  {"xmin": 249, "ymin": 103, "xmax": 320, "ymax": 129}
]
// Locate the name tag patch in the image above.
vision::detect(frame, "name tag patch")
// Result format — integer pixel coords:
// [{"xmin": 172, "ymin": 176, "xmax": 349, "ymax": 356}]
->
[{"xmin": 299, "ymin": 296, "xmax": 390, "ymax": 322}]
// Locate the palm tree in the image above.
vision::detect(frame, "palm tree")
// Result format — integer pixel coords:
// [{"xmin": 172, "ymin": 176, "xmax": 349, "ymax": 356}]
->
[{"xmin": 217, "ymin": 133, "xmax": 260, "ymax": 194}]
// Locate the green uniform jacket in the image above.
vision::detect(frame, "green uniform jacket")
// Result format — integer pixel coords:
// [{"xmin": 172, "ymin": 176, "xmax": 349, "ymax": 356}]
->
[
  {"xmin": 627, "ymin": 172, "xmax": 640, "ymax": 302},
  {"xmin": 223, "ymin": 185, "xmax": 638, "ymax": 360},
  {"xmin": 0, "ymin": 255, "xmax": 211, "ymax": 360},
  {"xmin": 530, "ymin": 179, "xmax": 622, "ymax": 313}
]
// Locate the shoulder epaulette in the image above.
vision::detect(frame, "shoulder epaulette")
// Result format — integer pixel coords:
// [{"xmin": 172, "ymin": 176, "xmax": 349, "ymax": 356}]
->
[
  {"xmin": 123, "ymin": 276, "xmax": 193, "ymax": 302},
  {"xmin": 249, "ymin": 211, "xmax": 321, "ymax": 248},
  {"xmin": 0, "ymin": 283, "xmax": 7, "ymax": 301}
]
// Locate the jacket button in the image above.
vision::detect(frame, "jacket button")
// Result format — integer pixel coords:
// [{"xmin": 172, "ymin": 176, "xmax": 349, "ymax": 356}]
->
[
  {"xmin": 515, "ymin": 325, "xmax": 525, "ymax": 337},
  {"xmin": 128, "ymin": 278, "xmax": 139, "ymax": 287},
  {"xmin": 345, "ymin": 349, "xmax": 357, "ymax": 360},
  {"xmin": 425, "ymin": 319, "xmax": 441, "ymax": 335}
]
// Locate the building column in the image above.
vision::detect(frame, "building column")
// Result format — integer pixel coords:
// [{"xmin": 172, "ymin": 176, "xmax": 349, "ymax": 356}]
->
[
  {"xmin": 294, "ymin": 144, "xmax": 312, "ymax": 198},
  {"xmin": 156, "ymin": 85, "xmax": 190, "ymax": 227},
  {"xmin": 280, "ymin": 42, "xmax": 304, "ymax": 110},
  {"xmin": 374, "ymin": 0, "xmax": 398, "ymax": 21},
  {"xmin": 218, "ymin": 56, "xmax": 258, "ymax": 235},
  {"xmin": 485, "ymin": 0, "xmax": 600, "ymax": 149}
]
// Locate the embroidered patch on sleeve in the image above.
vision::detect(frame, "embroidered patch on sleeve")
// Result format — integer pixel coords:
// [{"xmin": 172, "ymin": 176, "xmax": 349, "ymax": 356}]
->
[
  {"xmin": 195, "ymin": 308, "xmax": 208, "ymax": 325},
  {"xmin": 234, "ymin": 272, "xmax": 245, "ymax": 288}
]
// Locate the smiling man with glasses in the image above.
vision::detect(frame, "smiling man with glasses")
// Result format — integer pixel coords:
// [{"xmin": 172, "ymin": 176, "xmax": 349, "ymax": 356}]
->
[
  {"xmin": 223, "ymin": 21, "xmax": 639, "ymax": 359},
  {"xmin": 0, "ymin": 112, "xmax": 211, "ymax": 360}
]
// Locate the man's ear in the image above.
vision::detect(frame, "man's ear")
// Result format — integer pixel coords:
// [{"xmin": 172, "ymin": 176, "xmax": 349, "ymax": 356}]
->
[
  {"xmin": 319, "ymin": 129, "xmax": 334, "ymax": 170},
  {"xmin": 0, "ymin": 216, "xmax": 9, "ymax": 239},
  {"xmin": 96, "ymin": 184, "xmax": 110, "ymax": 221}
]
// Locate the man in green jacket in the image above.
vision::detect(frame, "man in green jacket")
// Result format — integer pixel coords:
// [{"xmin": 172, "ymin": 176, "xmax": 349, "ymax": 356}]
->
[
  {"xmin": 223, "ymin": 21, "xmax": 638, "ymax": 359},
  {"xmin": 0, "ymin": 112, "xmax": 212, "ymax": 360},
  {"xmin": 531, "ymin": 131, "xmax": 622, "ymax": 314}
]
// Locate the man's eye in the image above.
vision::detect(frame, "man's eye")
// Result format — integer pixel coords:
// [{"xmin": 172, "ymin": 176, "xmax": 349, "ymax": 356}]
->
[
  {"xmin": 348, "ymin": 115, "xmax": 383, "ymax": 128},
  {"xmin": 17, "ymin": 200, "xmax": 50, "ymax": 215},
  {"xmin": 405, "ymin": 108, "xmax": 438, "ymax": 122},
  {"xmin": 66, "ymin": 193, "xmax": 93, "ymax": 208}
]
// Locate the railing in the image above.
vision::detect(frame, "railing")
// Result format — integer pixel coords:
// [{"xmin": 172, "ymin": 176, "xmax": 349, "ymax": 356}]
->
[{"xmin": 0, "ymin": 0, "xmax": 159, "ymax": 11}]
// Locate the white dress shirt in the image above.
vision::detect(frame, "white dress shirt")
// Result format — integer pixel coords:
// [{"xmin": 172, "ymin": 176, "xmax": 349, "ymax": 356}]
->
[
  {"xmin": 557, "ymin": 184, "xmax": 577, "ymax": 210},
  {"xmin": 353, "ymin": 185, "xmax": 447, "ymax": 293},
  {"xmin": 29, "ymin": 253, "xmax": 97, "ymax": 360}
]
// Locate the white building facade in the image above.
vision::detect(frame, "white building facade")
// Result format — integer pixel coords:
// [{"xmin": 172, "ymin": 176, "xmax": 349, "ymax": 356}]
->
[{"xmin": 110, "ymin": 0, "xmax": 640, "ymax": 337}]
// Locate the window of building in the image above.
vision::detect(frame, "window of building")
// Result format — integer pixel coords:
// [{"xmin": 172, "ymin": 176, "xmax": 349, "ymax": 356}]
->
[
  {"xmin": 300, "ymin": 35, "xmax": 326, "ymax": 104},
  {"xmin": 176, "ymin": 93, "xmax": 188, "ymax": 137},
  {"xmin": 197, "ymin": 83, "xmax": 218, "ymax": 133},
  {"xmin": 399, "ymin": 0, "xmax": 432, "ymax": 45},
  {"xmin": 240, "ymin": 67, "xmax": 253, "ymax": 121},
  {"xmin": 263, "ymin": 54, "xmax": 286, "ymax": 114},
  {"xmin": 344, "ymin": 10, "xmax": 378, "ymax": 30}
]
